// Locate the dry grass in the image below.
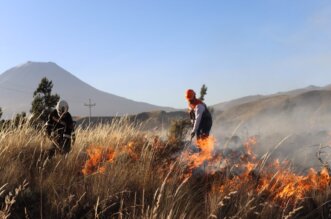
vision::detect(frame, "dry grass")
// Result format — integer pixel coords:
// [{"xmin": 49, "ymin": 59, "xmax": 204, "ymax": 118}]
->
[{"xmin": 0, "ymin": 118, "xmax": 330, "ymax": 219}]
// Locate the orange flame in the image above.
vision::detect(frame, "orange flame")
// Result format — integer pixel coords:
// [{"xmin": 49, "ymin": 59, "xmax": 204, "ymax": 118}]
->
[
  {"xmin": 179, "ymin": 134, "xmax": 331, "ymax": 205},
  {"xmin": 243, "ymin": 136, "xmax": 257, "ymax": 159},
  {"xmin": 82, "ymin": 135, "xmax": 331, "ymax": 206},
  {"xmin": 269, "ymin": 167, "xmax": 330, "ymax": 201},
  {"xmin": 82, "ymin": 146, "xmax": 116, "ymax": 175},
  {"xmin": 181, "ymin": 136, "xmax": 216, "ymax": 174},
  {"xmin": 217, "ymin": 136, "xmax": 330, "ymax": 204},
  {"xmin": 82, "ymin": 141, "xmax": 141, "ymax": 175}
]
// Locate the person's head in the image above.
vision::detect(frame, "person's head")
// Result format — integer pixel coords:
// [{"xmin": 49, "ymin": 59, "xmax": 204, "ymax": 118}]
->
[
  {"xmin": 185, "ymin": 89, "xmax": 196, "ymax": 104},
  {"xmin": 56, "ymin": 100, "xmax": 69, "ymax": 116}
]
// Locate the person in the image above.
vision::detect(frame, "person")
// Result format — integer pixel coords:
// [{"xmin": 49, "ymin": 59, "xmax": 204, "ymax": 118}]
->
[
  {"xmin": 45, "ymin": 100, "xmax": 75, "ymax": 158},
  {"xmin": 185, "ymin": 89, "xmax": 212, "ymax": 140}
]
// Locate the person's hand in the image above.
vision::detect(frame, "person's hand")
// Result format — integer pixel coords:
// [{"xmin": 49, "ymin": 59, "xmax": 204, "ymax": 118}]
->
[{"xmin": 191, "ymin": 131, "xmax": 195, "ymax": 139}]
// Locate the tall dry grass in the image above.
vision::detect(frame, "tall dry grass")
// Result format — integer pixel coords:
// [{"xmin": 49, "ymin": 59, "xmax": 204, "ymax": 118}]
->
[{"xmin": 0, "ymin": 118, "xmax": 330, "ymax": 219}]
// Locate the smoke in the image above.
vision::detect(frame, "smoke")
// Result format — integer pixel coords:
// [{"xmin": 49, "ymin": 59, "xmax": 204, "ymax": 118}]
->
[{"xmin": 211, "ymin": 105, "xmax": 331, "ymax": 171}]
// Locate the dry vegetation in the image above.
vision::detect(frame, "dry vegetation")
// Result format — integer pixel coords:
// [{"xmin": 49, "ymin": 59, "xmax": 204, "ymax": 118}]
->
[{"xmin": 0, "ymin": 118, "xmax": 331, "ymax": 219}]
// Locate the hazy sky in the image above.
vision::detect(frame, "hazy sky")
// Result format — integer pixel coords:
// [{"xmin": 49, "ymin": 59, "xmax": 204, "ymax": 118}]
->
[{"xmin": 1, "ymin": 0, "xmax": 331, "ymax": 108}]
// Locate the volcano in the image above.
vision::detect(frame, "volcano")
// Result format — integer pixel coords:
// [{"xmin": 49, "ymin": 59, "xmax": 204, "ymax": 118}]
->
[{"xmin": 0, "ymin": 61, "xmax": 173, "ymax": 119}]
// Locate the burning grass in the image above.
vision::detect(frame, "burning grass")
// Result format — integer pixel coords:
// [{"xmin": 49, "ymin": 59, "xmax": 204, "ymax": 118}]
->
[{"xmin": 0, "ymin": 119, "xmax": 331, "ymax": 218}]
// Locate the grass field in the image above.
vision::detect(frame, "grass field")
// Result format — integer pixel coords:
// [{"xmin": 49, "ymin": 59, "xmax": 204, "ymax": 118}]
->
[{"xmin": 0, "ymin": 119, "xmax": 331, "ymax": 219}]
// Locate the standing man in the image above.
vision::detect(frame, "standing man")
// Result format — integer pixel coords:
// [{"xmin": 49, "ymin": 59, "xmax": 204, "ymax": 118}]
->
[
  {"xmin": 185, "ymin": 89, "xmax": 212, "ymax": 140},
  {"xmin": 45, "ymin": 100, "xmax": 75, "ymax": 158}
]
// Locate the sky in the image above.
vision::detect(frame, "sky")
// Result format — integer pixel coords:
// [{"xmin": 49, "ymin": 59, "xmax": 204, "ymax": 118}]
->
[{"xmin": 1, "ymin": 0, "xmax": 331, "ymax": 108}]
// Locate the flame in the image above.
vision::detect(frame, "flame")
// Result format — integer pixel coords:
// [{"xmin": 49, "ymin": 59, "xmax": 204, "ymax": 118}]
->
[
  {"xmin": 82, "ymin": 141, "xmax": 142, "ymax": 175},
  {"xmin": 266, "ymin": 167, "xmax": 330, "ymax": 201},
  {"xmin": 180, "ymin": 136, "xmax": 216, "ymax": 175},
  {"xmin": 243, "ymin": 136, "xmax": 257, "ymax": 159},
  {"xmin": 180, "ymin": 135, "xmax": 331, "ymax": 204},
  {"xmin": 82, "ymin": 146, "xmax": 116, "ymax": 175},
  {"xmin": 215, "ymin": 137, "xmax": 331, "ymax": 204},
  {"xmin": 82, "ymin": 134, "xmax": 331, "ymax": 206},
  {"xmin": 126, "ymin": 141, "xmax": 140, "ymax": 161},
  {"xmin": 193, "ymin": 136, "xmax": 215, "ymax": 166}
]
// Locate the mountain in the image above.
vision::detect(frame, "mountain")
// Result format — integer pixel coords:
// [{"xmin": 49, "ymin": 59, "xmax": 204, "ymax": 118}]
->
[
  {"xmin": 0, "ymin": 61, "xmax": 173, "ymax": 119},
  {"xmin": 212, "ymin": 86, "xmax": 331, "ymax": 137},
  {"xmin": 212, "ymin": 85, "xmax": 323, "ymax": 112},
  {"xmin": 212, "ymin": 95, "xmax": 264, "ymax": 112}
]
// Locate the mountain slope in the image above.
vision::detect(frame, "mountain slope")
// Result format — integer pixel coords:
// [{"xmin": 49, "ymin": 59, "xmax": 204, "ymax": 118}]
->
[
  {"xmin": 214, "ymin": 89, "xmax": 331, "ymax": 136},
  {"xmin": 0, "ymin": 61, "xmax": 173, "ymax": 118},
  {"xmin": 212, "ymin": 85, "xmax": 323, "ymax": 112}
]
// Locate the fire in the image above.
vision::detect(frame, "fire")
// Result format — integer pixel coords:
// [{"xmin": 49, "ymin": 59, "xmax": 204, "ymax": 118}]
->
[
  {"xmin": 82, "ymin": 141, "xmax": 141, "ymax": 175},
  {"xmin": 82, "ymin": 146, "xmax": 116, "ymax": 175},
  {"xmin": 179, "ymin": 135, "xmax": 260, "ymax": 178},
  {"xmin": 243, "ymin": 136, "xmax": 257, "ymax": 159},
  {"xmin": 180, "ymin": 136, "xmax": 216, "ymax": 175},
  {"xmin": 82, "ymin": 134, "xmax": 331, "ymax": 205},
  {"xmin": 245, "ymin": 162, "xmax": 255, "ymax": 174},
  {"xmin": 192, "ymin": 137, "xmax": 215, "ymax": 166},
  {"xmin": 212, "ymin": 137, "xmax": 331, "ymax": 204},
  {"xmin": 126, "ymin": 141, "xmax": 139, "ymax": 161},
  {"xmin": 178, "ymin": 134, "xmax": 331, "ymax": 204},
  {"xmin": 257, "ymin": 166, "xmax": 331, "ymax": 202}
]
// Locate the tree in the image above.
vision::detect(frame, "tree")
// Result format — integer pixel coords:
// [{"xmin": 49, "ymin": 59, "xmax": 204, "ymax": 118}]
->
[
  {"xmin": 198, "ymin": 84, "xmax": 214, "ymax": 116},
  {"xmin": 30, "ymin": 77, "xmax": 60, "ymax": 123},
  {"xmin": 199, "ymin": 84, "xmax": 207, "ymax": 101},
  {"xmin": 13, "ymin": 112, "xmax": 27, "ymax": 127},
  {"xmin": 0, "ymin": 107, "xmax": 2, "ymax": 120}
]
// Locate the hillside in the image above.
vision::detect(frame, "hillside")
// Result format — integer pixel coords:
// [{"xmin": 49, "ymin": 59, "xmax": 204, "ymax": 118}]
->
[
  {"xmin": 213, "ymin": 88, "xmax": 331, "ymax": 138},
  {"xmin": 0, "ymin": 61, "xmax": 173, "ymax": 118}
]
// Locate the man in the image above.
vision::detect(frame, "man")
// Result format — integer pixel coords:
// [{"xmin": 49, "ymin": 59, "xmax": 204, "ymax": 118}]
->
[
  {"xmin": 185, "ymin": 89, "xmax": 212, "ymax": 140},
  {"xmin": 45, "ymin": 100, "xmax": 75, "ymax": 158}
]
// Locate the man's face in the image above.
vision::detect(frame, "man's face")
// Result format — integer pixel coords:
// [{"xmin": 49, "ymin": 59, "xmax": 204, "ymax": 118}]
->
[
  {"xmin": 188, "ymin": 98, "xmax": 195, "ymax": 104},
  {"xmin": 57, "ymin": 107, "xmax": 65, "ymax": 116},
  {"xmin": 57, "ymin": 110, "xmax": 63, "ymax": 116}
]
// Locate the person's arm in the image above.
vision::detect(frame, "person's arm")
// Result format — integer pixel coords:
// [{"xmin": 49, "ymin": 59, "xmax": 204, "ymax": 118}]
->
[
  {"xmin": 189, "ymin": 108, "xmax": 195, "ymax": 125},
  {"xmin": 63, "ymin": 113, "xmax": 73, "ymax": 134},
  {"xmin": 192, "ymin": 104, "xmax": 205, "ymax": 134},
  {"xmin": 60, "ymin": 113, "xmax": 73, "ymax": 141}
]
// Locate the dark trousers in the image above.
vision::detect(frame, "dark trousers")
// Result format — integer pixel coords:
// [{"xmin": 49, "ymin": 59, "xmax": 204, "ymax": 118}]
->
[
  {"xmin": 48, "ymin": 136, "xmax": 71, "ymax": 158},
  {"xmin": 197, "ymin": 118, "xmax": 212, "ymax": 140}
]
